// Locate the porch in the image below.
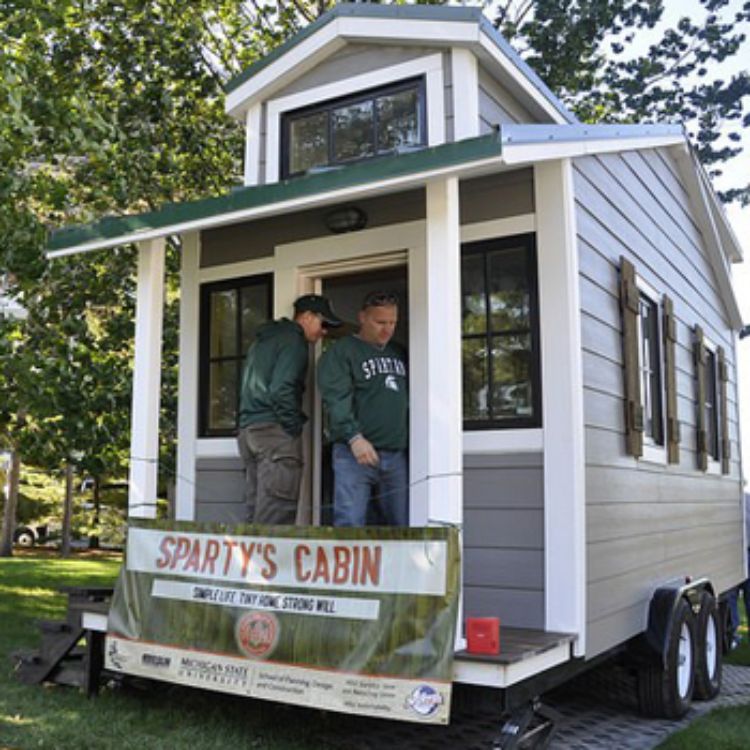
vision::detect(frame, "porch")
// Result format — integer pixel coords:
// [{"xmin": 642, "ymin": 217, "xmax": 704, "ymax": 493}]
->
[{"xmin": 49, "ymin": 132, "xmax": 591, "ymax": 661}]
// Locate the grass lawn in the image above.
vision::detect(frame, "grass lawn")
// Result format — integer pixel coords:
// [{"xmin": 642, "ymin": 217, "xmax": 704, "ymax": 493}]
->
[{"xmin": 0, "ymin": 550, "xmax": 341, "ymax": 750}]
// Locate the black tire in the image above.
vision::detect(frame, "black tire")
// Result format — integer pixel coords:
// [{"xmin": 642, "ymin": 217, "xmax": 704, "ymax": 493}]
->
[
  {"xmin": 13, "ymin": 527, "xmax": 35, "ymax": 547},
  {"xmin": 693, "ymin": 591, "xmax": 722, "ymax": 700},
  {"xmin": 637, "ymin": 597, "xmax": 696, "ymax": 718}
]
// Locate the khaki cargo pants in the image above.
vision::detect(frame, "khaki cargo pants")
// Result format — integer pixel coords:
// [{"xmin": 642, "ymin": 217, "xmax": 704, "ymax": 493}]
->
[{"xmin": 237, "ymin": 423, "xmax": 303, "ymax": 525}]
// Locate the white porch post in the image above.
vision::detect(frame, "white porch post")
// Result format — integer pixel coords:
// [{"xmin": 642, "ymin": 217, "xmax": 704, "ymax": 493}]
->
[
  {"xmin": 128, "ymin": 238, "xmax": 166, "ymax": 519},
  {"xmin": 175, "ymin": 232, "xmax": 200, "ymax": 520},
  {"xmin": 410, "ymin": 177, "xmax": 464, "ymax": 645},
  {"xmin": 535, "ymin": 159, "xmax": 586, "ymax": 656}
]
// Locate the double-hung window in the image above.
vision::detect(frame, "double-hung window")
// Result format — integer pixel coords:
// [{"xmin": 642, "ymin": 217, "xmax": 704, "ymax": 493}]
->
[
  {"xmin": 199, "ymin": 275, "xmax": 273, "ymax": 437},
  {"xmin": 461, "ymin": 234, "xmax": 541, "ymax": 429},
  {"xmin": 703, "ymin": 344, "xmax": 721, "ymax": 463},
  {"xmin": 281, "ymin": 78, "xmax": 426, "ymax": 177},
  {"xmin": 637, "ymin": 287, "xmax": 664, "ymax": 449}
]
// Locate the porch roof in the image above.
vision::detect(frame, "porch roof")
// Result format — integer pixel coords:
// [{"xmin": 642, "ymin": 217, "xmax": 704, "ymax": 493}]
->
[
  {"xmin": 48, "ymin": 132, "xmax": 504, "ymax": 258},
  {"xmin": 47, "ymin": 123, "xmax": 688, "ymax": 259}
]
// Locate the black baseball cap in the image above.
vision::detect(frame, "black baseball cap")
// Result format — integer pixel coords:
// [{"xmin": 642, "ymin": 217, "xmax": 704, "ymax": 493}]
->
[{"xmin": 293, "ymin": 294, "xmax": 343, "ymax": 327}]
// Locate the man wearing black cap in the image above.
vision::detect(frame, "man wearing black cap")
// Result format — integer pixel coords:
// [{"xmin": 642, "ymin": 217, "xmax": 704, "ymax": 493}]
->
[{"xmin": 238, "ymin": 294, "xmax": 342, "ymax": 525}]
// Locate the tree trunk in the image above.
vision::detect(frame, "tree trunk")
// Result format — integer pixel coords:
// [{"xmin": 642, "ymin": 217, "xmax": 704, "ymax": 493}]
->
[
  {"xmin": 0, "ymin": 450, "xmax": 21, "ymax": 558},
  {"xmin": 89, "ymin": 476, "xmax": 100, "ymax": 549},
  {"xmin": 60, "ymin": 462, "xmax": 74, "ymax": 558}
]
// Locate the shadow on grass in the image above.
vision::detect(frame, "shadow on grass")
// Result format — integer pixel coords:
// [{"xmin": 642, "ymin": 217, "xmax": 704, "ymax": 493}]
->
[{"xmin": 0, "ymin": 553, "xmax": 363, "ymax": 750}]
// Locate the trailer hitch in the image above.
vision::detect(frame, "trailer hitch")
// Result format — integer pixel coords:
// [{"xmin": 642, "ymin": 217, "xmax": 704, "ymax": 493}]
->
[{"xmin": 493, "ymin": 698, "xmax": 561, "ymax": 750}]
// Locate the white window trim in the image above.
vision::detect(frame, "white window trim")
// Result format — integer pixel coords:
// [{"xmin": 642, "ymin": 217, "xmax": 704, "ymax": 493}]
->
[
  {"xmin": 702, "ymin": 335, "xmax": 722, "ymax": 476},
  {"xmin": 459, "ymin": 213, "xmax": 541, "ymax": 448},
  {"xmin": 198, "ymin": 258, "xmax": 275, "ymax": 285},
  {"xmin": 463, "ymin": 428, "xmax": 542, "ymax": 454},
  {"xmin": 265, "ymin": 54, "xmax": 445, "ymax": 183},
  {"xmin": 634, "ymin": 273, "xmax": 667, "ymax": 466}
]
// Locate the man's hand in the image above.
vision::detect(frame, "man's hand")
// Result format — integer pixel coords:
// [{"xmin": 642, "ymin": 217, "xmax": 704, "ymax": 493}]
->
[{"xmin": 350, "ymin": 436, "xmax": 379, "ymax": 466}]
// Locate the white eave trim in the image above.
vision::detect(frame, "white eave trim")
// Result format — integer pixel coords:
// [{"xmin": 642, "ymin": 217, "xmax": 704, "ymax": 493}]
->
[
  {"xmin": 226, "ymin": 16, "xmax": 479, "ymax": 118},
  {"xmin": 49, "ymin": 128, "xmax": 706, "ymax": 260},
  {"xmin": 502, "ymin": 133, "xmax": 686, "ymax": 165},
  {"xmin": 477, "ymin": 33, "xmax": 569, "ymax": 125},
  {"xmin": 669, "ymin": 143, "xmax": 744, "ymax": 330}
]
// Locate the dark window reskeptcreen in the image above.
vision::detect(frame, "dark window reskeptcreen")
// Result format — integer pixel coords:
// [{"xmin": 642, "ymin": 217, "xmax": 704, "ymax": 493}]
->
[
  {"xmin": 199, "ymin": 274, "xmax": 273, "ymax": 437},
  {"xmin": 281, "ymin": 78, "xmax": 426, "ymax": 178},
  {"xmin": 461, "ymin": 234, "xmax": 541, "ymax": 430}
]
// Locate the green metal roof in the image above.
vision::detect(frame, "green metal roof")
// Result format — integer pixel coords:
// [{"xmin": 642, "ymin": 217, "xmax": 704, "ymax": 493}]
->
[{"xmin": 48, "ymin": 133, "xmax": 504, "ymax": 254}]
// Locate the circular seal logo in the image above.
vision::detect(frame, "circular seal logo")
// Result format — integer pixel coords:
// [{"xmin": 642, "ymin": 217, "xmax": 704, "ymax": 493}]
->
[
  {"xmin": 405, "ymin": 685, "xmax": 444, "ymax": 717},
  {"xmin": 235, "ymin": 611, "xmax": 280, "ymax": 659}
]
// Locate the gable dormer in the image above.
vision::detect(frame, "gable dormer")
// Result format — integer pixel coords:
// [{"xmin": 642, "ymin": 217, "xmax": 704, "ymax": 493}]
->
[{"xmin": 225, "ymin": 4, "xmax": 576, "ymax": 186}]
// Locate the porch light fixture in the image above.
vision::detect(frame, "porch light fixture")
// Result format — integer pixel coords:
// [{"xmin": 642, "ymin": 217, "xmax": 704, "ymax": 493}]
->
[{"xmin": 324, "ymin": 206, "xmax": 367, "ymax": 234}]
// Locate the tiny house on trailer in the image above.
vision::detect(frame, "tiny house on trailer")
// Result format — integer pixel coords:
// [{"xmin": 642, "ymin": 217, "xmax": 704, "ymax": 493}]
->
[{"xmin": 47, "ymin": 3, "xmax": 746, "ymax": 738}]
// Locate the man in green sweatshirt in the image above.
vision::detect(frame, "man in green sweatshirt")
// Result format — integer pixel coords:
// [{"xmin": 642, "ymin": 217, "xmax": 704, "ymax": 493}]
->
[
  {"xmin": 238, "ymin": 294, "xmax": 342, "ymax": 525},
  {"xmin": 318, "ymin": 291, "xmax": 408, "ymax": 527}
]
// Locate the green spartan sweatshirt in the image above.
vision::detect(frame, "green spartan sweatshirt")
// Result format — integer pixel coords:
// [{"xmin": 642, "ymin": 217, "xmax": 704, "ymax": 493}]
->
[
  {"xmin": 318, "ymin": 335, "xmax": 408, "ymax": 451},
  {"xmin": 238, "ymin": 318, "xmax": 308, "ymax": 435}
]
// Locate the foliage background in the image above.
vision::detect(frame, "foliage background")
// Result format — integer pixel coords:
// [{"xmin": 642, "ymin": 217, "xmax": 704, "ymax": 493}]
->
[{"xmin": 1, "ymin": 0, "xmax": 748, "ymax": 546}]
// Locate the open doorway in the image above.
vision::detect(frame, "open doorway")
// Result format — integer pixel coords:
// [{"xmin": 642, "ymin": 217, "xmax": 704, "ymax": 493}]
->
[{"xmin": 314, "ymin": 265, "xmax": 409, "ymax": 525}]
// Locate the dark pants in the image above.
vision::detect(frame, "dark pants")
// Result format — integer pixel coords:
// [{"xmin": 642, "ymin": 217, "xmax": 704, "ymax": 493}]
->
[
  {"xmin": 237, "ymin": 423, "xmax": 302, "ymax": 525},
  {"xmin": 332, "ymin": 443, "xmax": 408, "ymax": 527}
]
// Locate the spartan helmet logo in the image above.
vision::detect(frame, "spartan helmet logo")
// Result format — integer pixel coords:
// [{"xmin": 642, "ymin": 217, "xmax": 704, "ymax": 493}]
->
[{"xmin": 385, "ymin": 375, "xmax": 399, "ymax": 392}]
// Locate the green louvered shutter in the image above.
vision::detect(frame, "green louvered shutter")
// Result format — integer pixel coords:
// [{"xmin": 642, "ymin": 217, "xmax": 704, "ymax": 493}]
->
[
  {"xmin": 620, "ymin": 257, "xmax": 643, "ymax": 457},
  {"xmin": 663, "ymin": 295, "xmax": 680, "ymax": 463},
  {"xmin": 717, "ymin": 346, "xmax": 731, "ymax": 475},
  {"xmin": 694, "ymin": 325, "xmax": 708, "ymax": 472}
]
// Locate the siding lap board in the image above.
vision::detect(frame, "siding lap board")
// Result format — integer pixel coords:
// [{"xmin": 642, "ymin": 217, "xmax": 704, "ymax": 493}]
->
[
  {"xmin": 575, "ymin": 149, "xmax": 744, "ymax": 659},
  {"xmin": 463, "ymin": 452, "xmax": 544, "ymax": 630}
]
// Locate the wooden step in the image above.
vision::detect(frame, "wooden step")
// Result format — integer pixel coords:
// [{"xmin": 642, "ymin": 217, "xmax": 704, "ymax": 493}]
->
[{"xmin": 36, "ymin": 619, "xmax": 72, "ymax": 635}]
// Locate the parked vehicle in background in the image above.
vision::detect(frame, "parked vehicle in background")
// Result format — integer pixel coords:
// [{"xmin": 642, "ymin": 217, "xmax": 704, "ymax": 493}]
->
[{"xmin": 13, "ymin": 523, "xmax": 49, "ymax": 547}]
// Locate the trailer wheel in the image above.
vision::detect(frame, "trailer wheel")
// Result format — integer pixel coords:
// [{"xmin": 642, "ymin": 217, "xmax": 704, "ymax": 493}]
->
[
  {"xmin": 693, "ymin": 591, "xmax": 722, "ymax": 701},
  {"xmin": 638, "ymin": 597, "xmax": 695, "ymax": 718}
]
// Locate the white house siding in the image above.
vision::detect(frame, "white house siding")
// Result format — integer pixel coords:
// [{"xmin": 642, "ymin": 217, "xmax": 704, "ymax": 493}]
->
[
  {"xmin": 477, "ymin": 67, "xmax": 533, "ymax": 133},
  {"xmin": 574, "ymin": 148, "xmax": 744, "ymax": 658},
  {"xmin": 463, "ymin": 453, "xmax": 545, "ymax": 629},
  {"xmin": 275, "ymin": 43, "xmax": 439, "ymax": 97},
  {"xmin": 200, "ymin": 189, "xmax": 427, "ymax": 267},
  {"xmin": 263, "ymin": 44, "xmax": 451, "ymax": 178}
]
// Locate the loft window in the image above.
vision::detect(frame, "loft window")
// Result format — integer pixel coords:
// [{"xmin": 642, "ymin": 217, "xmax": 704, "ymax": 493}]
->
[
  {"xmin": 281, "ymin": 78, "xmax": 426, "ymax": 177},
  {"xmin": 704, "ymin": 348, "xmax": 720, "ymax": 461},
  {"xmin": 461, "ymin": 234, "xmax": 541, "ymax": 429},
  {"xmin": 199, "ymin": 274, "xmax": 273, "ymax": 437},
  {"xmin": 637, "ymin": 291, "xmax": 664, "ymax": 446}
]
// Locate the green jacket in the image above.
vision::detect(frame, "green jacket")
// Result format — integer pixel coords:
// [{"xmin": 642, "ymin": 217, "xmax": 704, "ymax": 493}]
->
[
  {"xmin": 318, "ymin": 335, "xmax": 408, "ymax": 451},
  {"xmin": 238, "ymin": 318, "xmax": 308, "ymax": 436}
]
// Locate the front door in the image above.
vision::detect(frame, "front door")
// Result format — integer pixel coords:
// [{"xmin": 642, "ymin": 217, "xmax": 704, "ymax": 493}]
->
[{"xmin": 314, "ymin": 266, "xmax": 409, "ymax": 525}]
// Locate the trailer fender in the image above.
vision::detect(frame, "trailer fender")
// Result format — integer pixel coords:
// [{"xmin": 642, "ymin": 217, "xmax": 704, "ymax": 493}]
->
[{"xmin": 636, "ymin": 579, "xmax": 713, "ymax": 669}]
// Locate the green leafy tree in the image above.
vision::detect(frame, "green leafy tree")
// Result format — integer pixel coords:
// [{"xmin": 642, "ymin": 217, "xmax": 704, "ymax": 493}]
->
[
  {"xmin": 494, "ymin": 0, "xmax": 750, "ymax": 204},
  {"xmin": 1, "ymin": 0, "xmax": 748, "ymax": 556}
]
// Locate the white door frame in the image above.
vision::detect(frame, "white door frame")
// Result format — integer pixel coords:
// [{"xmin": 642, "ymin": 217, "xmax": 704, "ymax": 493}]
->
[{"xmin": 277, "ymin": 224, "xmax": 421, "ymax": 525}]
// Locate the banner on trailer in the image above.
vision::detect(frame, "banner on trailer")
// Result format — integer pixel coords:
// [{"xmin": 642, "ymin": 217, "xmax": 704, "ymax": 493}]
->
[{"xmin": 106, "ymin": 520, "xmax": 460, "ymax": 724}]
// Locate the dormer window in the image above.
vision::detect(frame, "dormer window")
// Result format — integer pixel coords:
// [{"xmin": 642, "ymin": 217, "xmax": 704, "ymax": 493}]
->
[{"xmin": 281, "ymin": 78, "xmax": 426, "ymax": 178}]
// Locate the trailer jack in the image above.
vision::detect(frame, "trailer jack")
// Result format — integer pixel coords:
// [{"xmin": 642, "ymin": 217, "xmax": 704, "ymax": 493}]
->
[{"xmin": 493, "ymin": 699, "xmax": 561, "ymax": 750}]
